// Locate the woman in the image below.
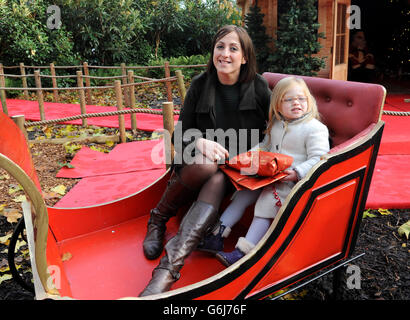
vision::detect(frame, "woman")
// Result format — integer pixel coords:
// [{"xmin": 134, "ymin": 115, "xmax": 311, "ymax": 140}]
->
[{"xmin": 139, "ymin": 25, "xmax": 272, "ymax": 296}]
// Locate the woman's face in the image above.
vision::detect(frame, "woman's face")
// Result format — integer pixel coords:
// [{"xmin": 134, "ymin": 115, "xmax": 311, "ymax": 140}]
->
[
  {"xmin": 279, "ymin": 84, "xmax": 309, "ymax": 120},
  {"xmin": 213, "ymin": 31, "xmax": 246, "ymax": 84}
]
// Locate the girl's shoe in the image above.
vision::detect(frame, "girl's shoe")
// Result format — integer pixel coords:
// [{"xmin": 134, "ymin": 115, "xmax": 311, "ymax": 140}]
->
[
  {"xmin": 197, "ymin": 224, "xmax": 231, "ymax": 254},
  {"xmin": 215, "ymin": 237, "xmax": 255, "ymax": 267},
  {"xmin": 216, "ymin": 248, "xmax": 245, "ymax": 267}
]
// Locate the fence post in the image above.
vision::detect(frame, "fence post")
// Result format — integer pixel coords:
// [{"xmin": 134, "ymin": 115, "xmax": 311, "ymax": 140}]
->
[
  {"xmin": 50, "ymin": 62, "xmax": 59, "ymax": 102},
  {"xmin": 12, "ymin": 115, "xmax": 28, "ymax": 141},
  {"xmin": 34, "ymin": 70, "xmax": 45, "ymax": 121},
  {"xmin": 0, "ymin": 63, "xmax": 7, "ymax": 115},
  {"xmin": 121, "ymin": 63, "xmax": 130, "ymax": 107},
  {"xmin": 164, "ymin": 61, "xmax": 173, "ymax": 102},
  {"xmin": 19, "ymin": 63, "xmax": 29, "ymax": 100},
  {"xmin": 175, "ymin": 70, "xmax": 186, "ymax": 105},
  {"xmin": 83, "ymin": 62, "xmax": 92, "ymax": 105},
  {"xmin": 76, "ymin": 71, "xmax": 87, "ymax": 127},
  {"xmin": 114, "ymin": 80, "xmax": 126, "ymax": 143},
  {"xmin": 128, "ymin": 70, "xmax": 137, "ymax": 132},
  {"xmin": 162, "ymin": 101, "xmax": 175, "ymax": 169}
]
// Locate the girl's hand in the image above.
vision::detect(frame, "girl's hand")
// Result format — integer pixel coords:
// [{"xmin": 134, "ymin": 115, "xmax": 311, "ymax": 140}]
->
[
  {"xmin": 196, "ymin": 138, "xmax": 229, "ymax": 162},
  {"xmin": 281, "ymin": 169, "xmax": 298, "ymax": 182}
]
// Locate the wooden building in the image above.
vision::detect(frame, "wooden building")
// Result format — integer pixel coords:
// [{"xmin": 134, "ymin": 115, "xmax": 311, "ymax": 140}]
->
[{"xmin": 237, "ymin": 0, "xmax": 351, "ymax": 80}]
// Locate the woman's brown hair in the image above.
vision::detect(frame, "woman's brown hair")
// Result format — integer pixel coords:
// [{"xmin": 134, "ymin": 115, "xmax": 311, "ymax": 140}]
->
[{"xmin": 207, "ymin": 25, "xmax": 257, "ymax": 83}]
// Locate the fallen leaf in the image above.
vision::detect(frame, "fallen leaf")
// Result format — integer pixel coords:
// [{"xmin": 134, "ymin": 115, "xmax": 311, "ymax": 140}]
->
[
  {"xmin": 0, "ymin": 173, "xmax": 10, "ymax": 180},
  {"xmin": 51, "ymin": 185, "xmax": 66, "ymax": 196},
  {"xmin": 398, "ymin": 220, "xmax": 410, "ymax": 239},
  {"xmin": 0, "ymin": 233, "xmax": 12, "ymax": 245},
  {"xmin": 8, "ymin": 184, "xmax": 23, "ymax": 194},
  {"xmin": 12, "ymin": 195, "xmax": 27, "ymax": 203},
  {"xmin": 43, "ymin": 191, "xmax": 60, "ymax": 200},
  {"xmin": 0, "ymin": 274, "xmax": 12, "ymax": 284},
  {"xmin": 61, "ymin": 252, "xmax": 72, "ymax": 261},
  {"xmin": 378, "ymin": 208, "xmax": 393, "ymax": 215},
  {"xmin": 363, "ymin": 209, "xmax": 377, "ymax": 219},
  {"xmin": 90, "ymin": 145, "xmax": 109, "ymax": 153},
  {"xmin": 42, "ymin": 126, "xmax": 53, "ymax": 139},
  {"xmin": 57, "ymin": 161, "xmax": 75, "ymax": 169},
  {"xmin": 64, "ymin": 143, "xmax": 82, "ymax": 155},
  {"xmin": 1, "ymin": 208, "xmax": 22, "ymax": 223},
  {"xmin": 0, "ymin": 258, "xmax": 8, "ymax": 269},
  {"xmin": 0, "ymin": 265, "xmax": 10, "ymax": 273},
  {"xmin": 15, "ymin": 239, "xmax": 27, "ymax": 251}
]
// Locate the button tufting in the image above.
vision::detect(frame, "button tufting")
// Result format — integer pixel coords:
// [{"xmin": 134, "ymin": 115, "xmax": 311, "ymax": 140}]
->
[
  {"xmin": 325, "ymin": 96, "xmax": 331, "ymax": 102},
  {"xmin": 347, "ymin": 101, "xmax": 353, "ymax": 107}
]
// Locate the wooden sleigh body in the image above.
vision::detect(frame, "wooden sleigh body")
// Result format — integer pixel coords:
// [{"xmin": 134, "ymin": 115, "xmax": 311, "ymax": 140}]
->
[{"xmin": 1, "ymin": 73, "xmax": 386, "ymax": 300}]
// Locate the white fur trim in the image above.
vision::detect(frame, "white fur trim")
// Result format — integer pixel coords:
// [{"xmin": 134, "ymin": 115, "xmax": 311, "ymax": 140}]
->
[
  {"xmin": 221, "ymin": 226, "xmax": 231, "ymax": 238},
  {"xmin": 235, "ymin": 237, "xmax": 255, "ymax": 254},
  {"xmin": 212, "ymin": 224, "xmax": 232, "ymax": 238}
]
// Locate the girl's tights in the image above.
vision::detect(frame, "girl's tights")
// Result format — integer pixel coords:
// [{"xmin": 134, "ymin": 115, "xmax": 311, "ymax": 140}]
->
[{"xmin": 219, "ymin": 189, "xmax": 272, "ymax": 246}]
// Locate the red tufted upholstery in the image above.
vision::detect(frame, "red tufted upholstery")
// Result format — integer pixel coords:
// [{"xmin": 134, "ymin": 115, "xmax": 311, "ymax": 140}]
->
[{"xmin": 262, "ymin": 72, "xmax": 386, "ymax": 148}]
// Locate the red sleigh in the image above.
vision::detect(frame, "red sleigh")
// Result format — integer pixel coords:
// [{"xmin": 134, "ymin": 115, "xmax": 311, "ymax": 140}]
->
[{"xmin": 1, "ymin": 72, "xmax": 385, "ymax": 299}]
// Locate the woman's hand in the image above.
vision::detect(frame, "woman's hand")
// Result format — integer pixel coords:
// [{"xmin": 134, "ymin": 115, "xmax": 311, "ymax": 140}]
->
[
  {"xmin": 196, "ymin": 138, "xmax": 229, "ymax": 163},
  {"xmin": 281, "ymin": 169, "xmax": 298, "ymax": 182}
]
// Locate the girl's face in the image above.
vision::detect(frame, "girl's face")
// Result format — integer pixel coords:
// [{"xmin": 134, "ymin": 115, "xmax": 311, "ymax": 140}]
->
[
  {"xmin": 279, "ymin": 84, "xmax": 309, "ymax": 120},
  {"xmin": 213, "ymin": 31, "xmax": 246, "ymax": 84}
]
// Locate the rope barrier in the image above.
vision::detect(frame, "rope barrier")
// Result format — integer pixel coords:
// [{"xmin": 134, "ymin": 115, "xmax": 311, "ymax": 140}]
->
[
  {"xmin": 382, "ymin": 110, "xmax": 410, "ymax": 116},
  {"xmin": 1, "ymin": 63, "xmax": 207, "ymax": 70},
  {"xmin": 86, "ymin": 65, "xmax": 164, "ymax": 70},
  {"xmin": 169, "ymin": 64, "xmax": 207, "ymax": 68},
  {"xmin": 0, "ymin": 76, "xmax": 177, "ymax": 91},
  {"xmin": 0, "ymin": 73, "xmax": 158, "ymax": 81},
  {"xmin": 23, "ymin": 108, "xmax": 180, "ymax": 128}
]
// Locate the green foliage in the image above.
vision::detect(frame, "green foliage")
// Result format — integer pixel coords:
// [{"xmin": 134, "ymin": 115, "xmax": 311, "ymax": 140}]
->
[
  {"xmin": 161, "ymin": 0, "xmax": 242, "ymax": 58},
  {"xmin": 0, "ymin": 0, "xmax": 79, "ymax": 67},
  {"xmin": 245, "ymin": 3, "xmax": 272, "ymax": 73},
  {"xmin": 4, "ymin": 77, "xmax": 22, "ymax": 98},
  {"xmin": 0, "ymin": 0, "xmax": 241, "ymax": 68},
  {"xmin": 268, "ymin": 0, "xmax": 326, "ymax": 76},
  {"xmin": 147, "ymin": 54, "xmax": 210, "ymax": 80},
  {"xmin": 136, "ymin": 0, "xmax": 242, "ymax": 59},
  {"xmin": 54, "ymin": 0, "xmax": 145, "ymax": 65}
]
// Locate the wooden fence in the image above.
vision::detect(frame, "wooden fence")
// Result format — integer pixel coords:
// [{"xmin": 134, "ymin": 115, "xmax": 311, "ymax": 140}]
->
[{"xmin": 0, "ymin": 62, "xmax": 206, "ymax": 148}]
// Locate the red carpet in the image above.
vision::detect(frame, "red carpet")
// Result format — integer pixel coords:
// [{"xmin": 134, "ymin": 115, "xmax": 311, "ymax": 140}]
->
[
  {"xmin": 54, "ymin": 139, "xmax": 167, "ymax": 207},
  {"xmin": 54, "ymin": 169, "xmax": 166, "ymax": 208},
  {"xmin": 379, "ymin": 94, "xmax": 410, "ymax": 155},
  {"xmin": 366, "ymin": 155, "xmax": 410, "ymax": 209},
  {"xmin": 384, "ymin": 94, "xmax": 410, "ymax": 112},
  {"xmin": 5, "ymin": 99, "xmax": 178, "ymax": 132},
  {"xmin": 379, "ymin": 114, "xmax": 410, "ymax": 155},
  {"xmin": 365, "ymin": 94, "xmax": 410, "ymax": 208},
  {"xmin": 56, "ymin": 139, "xmax": 165, "ymax": 178}
]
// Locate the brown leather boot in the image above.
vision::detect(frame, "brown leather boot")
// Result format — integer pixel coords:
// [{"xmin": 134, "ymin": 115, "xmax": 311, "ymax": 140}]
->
[
  {"xmin": 139, "ymin": 200, "xmax": 218, "ymax": 296},
  {"xmin": 143, "ymin": 171, "xmax": 196, "ymax": 260}
]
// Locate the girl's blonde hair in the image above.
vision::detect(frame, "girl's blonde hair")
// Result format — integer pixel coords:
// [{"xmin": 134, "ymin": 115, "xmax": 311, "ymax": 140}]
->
[{"xmin": 265, "ymin": 76, "xmax": 320, "ymax": 139}]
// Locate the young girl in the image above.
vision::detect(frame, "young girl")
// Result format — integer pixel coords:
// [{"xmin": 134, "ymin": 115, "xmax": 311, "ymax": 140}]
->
[{"xmin": 198, "ymin": 76, "xmax": 330, "ymax": 266}]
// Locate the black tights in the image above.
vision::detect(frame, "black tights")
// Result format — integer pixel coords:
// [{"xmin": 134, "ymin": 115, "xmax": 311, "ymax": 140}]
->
[{"xmin": 178, "ymin": 153, "xmax": 227, "ymax": 210}]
